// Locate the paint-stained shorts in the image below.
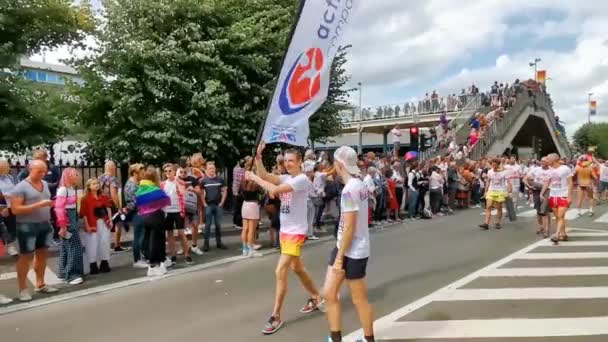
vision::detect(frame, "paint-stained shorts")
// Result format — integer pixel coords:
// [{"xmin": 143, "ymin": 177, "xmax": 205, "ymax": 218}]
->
[{"xmin": 279, "ymin": 233, "xmax": 306, "ymax": 257}]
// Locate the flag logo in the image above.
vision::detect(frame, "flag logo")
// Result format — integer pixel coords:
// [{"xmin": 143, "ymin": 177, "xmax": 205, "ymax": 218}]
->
[{"xmin": 279, "ymin": 47, "xmax": 324, "ymax": 115}]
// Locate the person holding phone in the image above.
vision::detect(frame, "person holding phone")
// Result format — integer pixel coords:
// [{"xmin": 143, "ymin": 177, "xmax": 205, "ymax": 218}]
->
[{"xmin": 10, "ymin": 160, "xmax": 59, "ymax": 301}]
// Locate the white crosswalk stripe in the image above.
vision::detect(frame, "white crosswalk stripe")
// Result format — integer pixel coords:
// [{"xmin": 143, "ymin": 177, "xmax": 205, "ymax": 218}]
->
[
  {"xmin": 595, "ymin": 211, "xmax": 608, "ymax": 223},
  {"xmin": 345, "ymin": 228, "xmax": 608, "ymax": 341}
]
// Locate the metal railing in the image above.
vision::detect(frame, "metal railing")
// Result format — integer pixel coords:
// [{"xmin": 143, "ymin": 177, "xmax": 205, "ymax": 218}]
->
[
  {"xmin": 419, "ymin": 94, "xmax": 483, "ymax": 160},
  {"xmin": 340, "ymin": 94, "xmax": 479, "ymax": 123}
]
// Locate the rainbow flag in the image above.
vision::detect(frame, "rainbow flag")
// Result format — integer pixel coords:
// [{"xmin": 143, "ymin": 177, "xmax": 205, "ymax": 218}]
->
[
  {"xmin": 590, "ymin": 100, "xmax": 597, "ymax": 116},
  {"xmin": 135, "ymin": 180, "xmax": 170, "ymax": 216},
  {"xmin": 536, "ymin": 70, "xmax": 547, "ymax": 84}
]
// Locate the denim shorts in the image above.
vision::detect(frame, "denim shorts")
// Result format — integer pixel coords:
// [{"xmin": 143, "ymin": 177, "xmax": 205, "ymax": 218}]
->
[{"xmin": 16, "ymin": 222, "xmax": 53, "ymax": 254}]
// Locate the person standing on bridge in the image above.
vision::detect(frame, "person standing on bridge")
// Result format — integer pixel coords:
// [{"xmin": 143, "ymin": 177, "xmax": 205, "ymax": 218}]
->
[
  {"xmin": 247, "ymin": 141, "xmax": 326, "ymax": 335},
  {"xmin": 10, "ymin": 160, "xmax": 59, "ymax": 301},
  {"xmin": 391, "ymin": 125, "xmax": 402, "ymax": 157},
  {"xmin": 323, "ymin": 146, "xmax": 375, "ymax": 342}
]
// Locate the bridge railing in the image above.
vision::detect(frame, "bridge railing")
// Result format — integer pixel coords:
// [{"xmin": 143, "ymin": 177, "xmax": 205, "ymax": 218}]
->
[
  {"xmin": 340, "ymin": 95, "xmax": 479, "ymax": 123},
  {"xmin": 419, "ymin": 94, "xmax": 482, "ymax": 160}
]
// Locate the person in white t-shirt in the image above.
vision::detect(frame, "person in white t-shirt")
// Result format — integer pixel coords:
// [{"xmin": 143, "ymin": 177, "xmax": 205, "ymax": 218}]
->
[
  {"xmin": 542, "ymin": 153, "xmax": 573, "ymax": 244},
  {"xmin": 323, "ymin": 146, "xmax": 375, "ymax": 342},
  {"xmin": 524, "ymin": 157, "xmax": 552, "ymax": 237},
  {"xmin": 247, "ymin": 142, "xmax": 325, "ymax": 335},
  {"xmin": 480, "ymin": 158, "xmax": 512, "ymax": 230},
  {"xmin": 160, "ymin": 163, "xmax": 192, "ymax": 266},
  {"xmin": 504, "ymin": 157, "xmax": 521, "ymax": 200},
  {"xmin": 391, "ymin": 125, "xmax": 402, "ymax": 157},
  {"xmin": 600, "ymin": 160, "xmax": 608, "ymax": 202}
]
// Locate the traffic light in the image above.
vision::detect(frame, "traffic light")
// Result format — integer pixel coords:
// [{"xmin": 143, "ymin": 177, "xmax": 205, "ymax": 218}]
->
[
  {"xmin": 410, "ymin": 127, "xmax": 419, "ymax": 152},
  {"xmin": 419, "ymin": 133, "xmax": 427, "ymax": 151}
]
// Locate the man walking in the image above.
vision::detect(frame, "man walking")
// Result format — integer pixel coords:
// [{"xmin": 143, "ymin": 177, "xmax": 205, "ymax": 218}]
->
[
  {"xmin": 247, "ymin": 142, "xmax": 326, "ymax": 335},
  {"xmin": 324, "ymin": 146, "xmax": 375, "ymax": 342},
  {"xmin": 200, "ymin": 162, "xmax": 228, "ymax": 251},
  {"xmin": 11, "ymin": 160, "xmax": 59, "ymax": 301}
]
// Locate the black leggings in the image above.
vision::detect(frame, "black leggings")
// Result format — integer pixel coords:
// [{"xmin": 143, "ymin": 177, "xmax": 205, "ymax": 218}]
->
[
  {"xmin": 143, "ymin": 210, "xmax": 166, "ymax": 266},
  {"xmin": 430, "ymin": 189, "xmax": 442, "ymax": 214}
]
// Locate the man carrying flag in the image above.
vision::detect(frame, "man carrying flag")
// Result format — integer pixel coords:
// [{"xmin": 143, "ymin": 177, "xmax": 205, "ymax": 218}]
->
[{"xmin": 251, "ymin": 0, "xmax": 359, "ymax": 336}]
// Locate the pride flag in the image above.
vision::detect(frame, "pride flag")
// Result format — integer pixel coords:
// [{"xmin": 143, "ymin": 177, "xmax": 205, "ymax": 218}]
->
[
  {"xmin": 536, "ymin": 70, "xmax": 547, "ymax": 84},
  {"xmin": 135, "ymin": 179, "xmax": 170, "ymax": 215},
  {"xmin": 590, "ymin": 100, "xmax": 597, "ymax": 116}
]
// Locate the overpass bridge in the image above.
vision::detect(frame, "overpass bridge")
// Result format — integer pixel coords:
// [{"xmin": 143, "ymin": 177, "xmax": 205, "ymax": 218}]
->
[
  {"xmin": 322, "ymin": 87, "xmax": 571, "ymax": 161},
  {"xmin": 325, "ymin": 95, "xmax": 482, "ymax": 153}
]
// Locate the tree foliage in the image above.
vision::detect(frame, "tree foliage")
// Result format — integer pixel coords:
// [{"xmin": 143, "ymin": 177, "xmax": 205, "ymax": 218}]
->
[
  {"xmin": 573, "ymin": 122, "xmax": 608, "ymax": 158},
  {"xmin": 0, "ymin": 0, "xmax": 93, "ymax": 152},
  {"xmin": 73, "ymin": 0, "xmax": 352, "ymax": 166}
]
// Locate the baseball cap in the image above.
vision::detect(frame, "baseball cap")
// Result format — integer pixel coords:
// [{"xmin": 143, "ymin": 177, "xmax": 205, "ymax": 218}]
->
[{"xmin": 334, "ymin": 146, "xmax": 361, "ymax": 176}]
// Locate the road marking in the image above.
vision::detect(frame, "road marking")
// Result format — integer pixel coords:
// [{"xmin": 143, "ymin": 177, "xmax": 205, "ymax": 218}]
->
[
  {"xmin": 343, "ymin": 237, "xmax": 548, "ymax": 341},
  {"xmin": 518, "ymin": 252, "xmax": 608, "ymax": 259},
  {"xmin": 483, "ymin": 267, "xmax": 608, "ymax": 277},
  {"xmin": 569, "ymin": 227, "xmax": 608, "ymax": 233},
  {"xmin": 0, "ymin": 272, "xmax": 16, "ymax": 281},
  {"xmin": 538, "ymin": 240, "xmax": 608, "ymax": 246},
  {"xmin": 375, "ymin": 317, "xmax": 608, "ymax": 340},
  {"xmin": 595, "ymin": 212, "xmax": 608, "ymax": 223},
  {"xmin": 567, "ymin": 232, "xmax": 608, "ymax": 236},
  {"xmin": 437, "ymin": 287, "xmax": 608, "ymax": 301}
]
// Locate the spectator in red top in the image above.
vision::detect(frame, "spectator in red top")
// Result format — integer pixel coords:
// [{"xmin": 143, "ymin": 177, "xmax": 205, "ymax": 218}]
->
[{"xmin": 79, "ymin": 178, "xmax": 113, "ymax": 274}]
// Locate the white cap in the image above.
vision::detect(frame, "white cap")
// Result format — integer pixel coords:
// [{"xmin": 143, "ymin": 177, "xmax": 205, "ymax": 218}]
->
[{"xmin": 334, "ymin": 146, "xmax": 360, "ymax": 176}]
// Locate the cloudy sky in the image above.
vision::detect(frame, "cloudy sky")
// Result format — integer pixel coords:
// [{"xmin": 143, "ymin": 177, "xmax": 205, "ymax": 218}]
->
[{"xmin": 33, "ymin": 0, "xmax": 607, "ymax": 137}]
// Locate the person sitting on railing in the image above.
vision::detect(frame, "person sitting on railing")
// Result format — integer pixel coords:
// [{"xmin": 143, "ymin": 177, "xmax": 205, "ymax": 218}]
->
[{"xmin": 431, "ymin": 91, "xmax": 439, "ymax": 112}]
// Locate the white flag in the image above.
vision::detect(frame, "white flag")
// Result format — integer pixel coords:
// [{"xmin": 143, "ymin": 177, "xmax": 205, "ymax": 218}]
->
[{"xmin": 261, "ymin": 0, "xmax": 358, "ymax": 146}]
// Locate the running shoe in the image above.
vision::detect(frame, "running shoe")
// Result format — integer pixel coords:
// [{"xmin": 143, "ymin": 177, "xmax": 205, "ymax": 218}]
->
[
  {"xmin": 261, "ymin": 316, "xmax": 283, "ymax": 335},
  {"xmin": 0, "ymin": 294, "xmax": 13, "ymax": 305},
  {"xmin": 248, "ymin": 249, "xmax": 263, "ymax": 258},
  {"xmin": 18, "ymin": 290, "xmax": 32, "ymax": 302},
  {"xmin": 299, "ymin": 297, "xmax": 327, "ymax": 313},
  {"xmin": 190, "ymin": 246, "xmax": 204, "ymax": 255},
  {"xmin": 133, "ymin": 260, "xmax": 149, "ymax": 269},
  {"xmin": 68, "ymin": 277, "xmax": 84, "ymax": 285},
  {"xmin": 185, "ymin": 256, "xmax": 194, "ymax": 265},
  {"xmin": 308, "ymin": 235, "xmax": 320, "ymax": 240}
]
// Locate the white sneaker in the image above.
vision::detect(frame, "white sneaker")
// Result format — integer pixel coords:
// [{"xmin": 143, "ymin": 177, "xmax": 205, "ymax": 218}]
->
[
  {"xmin": 147, "ymin": 265, "xmax": 167, "ymax": 277},
  {"xmin": 0, "ymin": 294, "xmax": 13, "ymax": 305},
  {"xmin": 307, "ymin": 235, "xmax": 320, "ymax": 241},
  {"xmin": 7, "ymin": 244, "xmax": 18, "ymax": 256},
  {"xmin": 177, "ymin": 247, "xmax": 184, "ymax": 255},
  {"xmin": 19, "ymin": 290, "xmax": 32, "ymax": 302},
  {"xmin": 68, "ymin": 277, "xmax": 84, "ymax": 285},
  {"xmin": 253, "ymin": 244, "xmax": 262, "ymax": 250},
  {"xmin": 190, "ymin": 246, "xmax": 204, "ymax": 255},
  {"xmin": 158, "ymin": 263, "xmax": 168, "ymax": 275},
  {"xmin": 248, "ymin": 249, "xmax": 263, "ymax": 258},
  {"xmin": 234, "ymin": 225, "xmax": 243, "ymax": 230},
  {"xmin": 242, "ymin": 247, "xmax": 249, "ymax": 256},
  {"xmin": 133, "ymin": 260, "xmax": 148, "ymax": 269},
  {"xmin": 164, "ymin": 257, "xmax": 173, "ymax": 268}
]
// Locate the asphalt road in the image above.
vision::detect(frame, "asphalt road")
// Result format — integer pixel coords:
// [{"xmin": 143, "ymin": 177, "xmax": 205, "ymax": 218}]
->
[{"xmin": 1, "ymin": 204, "xmax": 607, "ymax": 342}]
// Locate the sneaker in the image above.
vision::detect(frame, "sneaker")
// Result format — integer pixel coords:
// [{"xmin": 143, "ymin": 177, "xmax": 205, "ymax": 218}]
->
[
  {"xmin": 68, "ymin": 277, "xmax": 84, "ymax": 285},
  {"xmin": 163, "ymin": 257, "xmax": 174, "ymax": 268},
  {"xmin": 113, "ymin": 246, "xmax": 126, "ymax": 253},
  {"xmin": 248, "ymin": 249, "xmax": 263, "ymax": 258},
  {"xmin": 190, "ymin": 246, "xmax": 204, "ymax": 255},
  {"xmin": 7, "ymin": 244, "xmax": 18, "ymax": 256},
  {"xmin": 185, "ymin": 256, "xmax": 193, "ymax": 265},
  {"xmin": 589, "ymin": 211, "xmax": 595, "ymax": 217},
  {"xmin": 0, "ymin": 294, "xmax": 13, "ymax": 305},
  {"xmin": 242, "ymin": 247, "xmax": 249, "ymax": 256},
  {"xmin": 299, "ymin": 297, "xmax": 326, "ymax": 314},
  {"xmin": 261, "ymin": 316, "xmax": 284, "ymax": 335},
  {"xmin": 133, "ymin": 260, "xmax": 148, "ymax": 269},
  {"xmin": 18, "ymin": 290, "xmax": 32, "ymax": 302},
  {"xmin": 177, "ymin": 247, "xmax": 184, "ymax": 255},
  {"xmin": 479, "ymin": 223, "xmax": 489, "ymax": 230},
  {"xmin": 147, "ymin": 265, "xmax": 167, "ymax": 277},
  {"xmin": 216, "ymin": 243, "xmax": 228, "ymax": 250},
  {"xmin": 308, "ymin": 235, "xmax": 320, "ymax": 241},
  {"xmin": 234, "ymin": 225, "xmax": 243, "ymax": 230},
  {"xmin": 253, "ymin": 244, "xmax": 262, "ymax": 250},
  {"xmin": 35, "ymin": 285, "xmax": 59, "ymax": 294}
]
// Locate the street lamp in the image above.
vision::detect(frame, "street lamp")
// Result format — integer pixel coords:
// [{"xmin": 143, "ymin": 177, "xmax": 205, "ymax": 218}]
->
[
  {"xmin": 588, "ymin": 92, "xmax": 594, "ymax": 124},
  {"xmin": 529, "ymin": 57, "xmax": 541, "ymax": 81}
]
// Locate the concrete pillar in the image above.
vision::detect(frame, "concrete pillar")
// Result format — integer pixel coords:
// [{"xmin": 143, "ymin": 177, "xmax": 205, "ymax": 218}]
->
[
  {"xmin": 382, "ymin": 130, "xmax": 389, "ymax": 154},
  {"xmin": 357, "ymin": 124, "xmax": 363, "ymax": 155}
]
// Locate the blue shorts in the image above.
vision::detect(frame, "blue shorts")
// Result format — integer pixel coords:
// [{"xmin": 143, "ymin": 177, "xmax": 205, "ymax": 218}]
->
[
  {"xmin": 601, "ymin": 181, "xmax": 608, "ymax": 192},
  {"xmin": 16, "ymin": 222, "xmax": 53, "ymax": 254}
]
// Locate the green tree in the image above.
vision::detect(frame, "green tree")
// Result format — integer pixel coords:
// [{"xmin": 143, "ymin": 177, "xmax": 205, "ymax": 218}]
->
[
  {"xmin": 0, "ymin": 0, "xmax": 93, "ymax": 152},
  {"xmin": 573, "ymin": 122, "xmax": 608, "ymax": 158},
  {"xmin": 74, "ymin": 0, "xmax": 351, "ymax": 167}
]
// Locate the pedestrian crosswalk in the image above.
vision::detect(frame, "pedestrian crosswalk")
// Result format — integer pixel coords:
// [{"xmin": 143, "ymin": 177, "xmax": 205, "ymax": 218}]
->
[{"xmin": 345, "ymin": 228, "xmax": 608, "ymax": 341}]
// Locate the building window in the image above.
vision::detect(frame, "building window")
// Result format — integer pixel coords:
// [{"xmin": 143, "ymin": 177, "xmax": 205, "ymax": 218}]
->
[
  {"xmin": 25, "ymin": 70, "xmax": 37, "ymax": 81},
  {"xmin": 36, "ymin": 71, "xmax": 47, "ymax": 82}
]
